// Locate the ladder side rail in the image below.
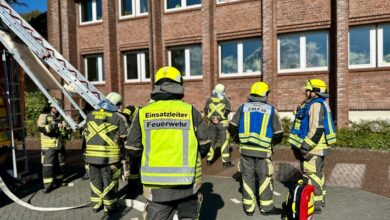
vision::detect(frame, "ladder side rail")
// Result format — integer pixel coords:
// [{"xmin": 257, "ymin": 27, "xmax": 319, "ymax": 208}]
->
[
  {"xmin": 9, "ymin": 54, "xmax": 28, "ymax": 175},
  {"xmin": 2, "ymin": 49, "xmax": 18, "ymax": 178},
  {"xmin": 0, "ymin": 35, "xmax": 86, "ymax": 130},
  {"xmin": 0, "ymin": 1, "xmax": 104, "ymax": 108}
]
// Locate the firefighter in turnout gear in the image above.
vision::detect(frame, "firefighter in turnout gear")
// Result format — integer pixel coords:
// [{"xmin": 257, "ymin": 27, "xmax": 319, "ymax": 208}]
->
[
  {"xmin": 122, "ymin": 104, "xmax": 142, "ymax": 198},
  {"xmin": 37, "ymin": 98, "xmax": 71, "ymax": 193},
  {"xmin": 289, "ymin": 79, "xmax": 336, "ymax": 214},
  {"xmin": 84, "ymin": 92, "xmax": 129, "ymax": 215},
  {"xmin": 126, "ymin": 66, "xmax": 211, "ymax": 220},
  {"xmin": 204, "ymin": 83, "xmax": 233, "ymax": 167},
  {"xmin": 229, "ymin": 82, "xmax": 283, "ymax": 216}
]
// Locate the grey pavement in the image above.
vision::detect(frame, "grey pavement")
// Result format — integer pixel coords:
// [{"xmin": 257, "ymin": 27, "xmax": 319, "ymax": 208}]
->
[{"xmin": 1, "ymin": 175, "xmax": 389, "ymax": 220}]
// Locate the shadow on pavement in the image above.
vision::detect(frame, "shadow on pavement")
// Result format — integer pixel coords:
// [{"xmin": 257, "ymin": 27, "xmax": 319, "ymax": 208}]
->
[{"xmin": 200, "ymin": 182, "xmax": 224, "ymax": 220}]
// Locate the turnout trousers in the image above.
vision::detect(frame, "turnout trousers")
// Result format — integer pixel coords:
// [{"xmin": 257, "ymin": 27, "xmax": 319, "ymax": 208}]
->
[
  {"xmin": 42, "ymin": 148, "xmax": 66, "ymax": 189},
  {"xmin": 144, "ymin": 194, "xmax": 202, "ymax": 220},
  {"xmin": 301, "ymin": 155, "xmax": 326, "ymax": 208},
  {"xmin": 207, "ymin": 121, "xmax": 231, "ymax": 163},
  {"xmin": 241, "ymin": 155, "xmax": 275, "ymax": 213},
  {"xmin": 89, "ymin": 163, "xmax": 121, "ymax": 212}
]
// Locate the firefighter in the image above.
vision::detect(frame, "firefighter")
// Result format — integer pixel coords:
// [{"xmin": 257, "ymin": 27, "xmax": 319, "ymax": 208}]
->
[
  {"xmin": 37, "ymin": 98, "xmax": 71, "ymax": 193},
  {"xmin": 79, "ymin": 102, "xmax": 94, "ymax": 180},
  {"xmin": 126, "ymin": 66, "xmax": 211, "ymax": 220},
  {"xmin": 122, "ymin": 104, "xmax": 142, "ymax": 197},
  {"xmin": 204, "ymin": 83, "xmax": 233, "ymax": 167},
  {"xmin": 288, "ymin": 79, "xmax": 336, "ymax": 214},
  {"xmin": 84, "ymin": 92, "xmax": 129, "ymax": 215},
  {"xmin": 229, "ymin": 82, "xmax": 283, "ymax": 216}
]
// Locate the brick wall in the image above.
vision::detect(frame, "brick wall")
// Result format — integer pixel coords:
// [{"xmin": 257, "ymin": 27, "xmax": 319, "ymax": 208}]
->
[{"xmin": 47, "ymin": 0, "xmax": 390, "ymax": 128}]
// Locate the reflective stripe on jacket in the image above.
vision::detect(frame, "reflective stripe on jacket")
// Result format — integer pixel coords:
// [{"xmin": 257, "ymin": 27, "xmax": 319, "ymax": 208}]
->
[
  {"xmin": 139, "ymin": 100, "xmax": 198, "ymax": 186},
  {"xmin": 238, "ymin": 102, "xmax": 274, "ymax": 155},
  {"xmin": 289, "ymin": 98, "xmax": 336, "ymax": 154},
  {"xmin": 85, "ymin": 109, "xmax": 128, "ymax": 165}
]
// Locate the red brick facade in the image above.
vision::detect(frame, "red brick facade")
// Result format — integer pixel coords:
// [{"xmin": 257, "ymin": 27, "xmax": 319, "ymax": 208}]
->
[{"xmin": 47, "ymin": 0, "xmax": 390, "ymax": 128}]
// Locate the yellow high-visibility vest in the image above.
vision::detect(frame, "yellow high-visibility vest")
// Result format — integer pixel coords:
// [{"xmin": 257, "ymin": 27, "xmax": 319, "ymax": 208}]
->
[{"xmin": 139, "ymin": 100, "xmax": 198, "ymax": 186}]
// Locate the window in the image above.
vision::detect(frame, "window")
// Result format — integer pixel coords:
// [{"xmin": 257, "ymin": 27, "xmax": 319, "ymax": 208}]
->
[
  {"xmin": 278, "ymin": 31, "xmax": 328, "ymax": 73},
  {"xmin": 124, "ymin": 51, "xmax": 150, "ymax": 82},
  {"xmin": 168, "ymin": 45, "xmax": 202, "ymax": 79},
  {"xmin": 119, "ymin": 0, "xmax": 148, "ymax": 18},
  {"xmin": 349, "ymin": 26, "xmax": 376, "ymax": 68},
  {"xmin": 165, "ymin": 0, "xmax": 201, "ymax": 11},
  {"xmin": 378, "ymin": 24, "xmax": 390, "ymax": 67},
  {"xmin": 219, "ymin": 39, "xmax": 262, "ymax": 76},
  {"xmin": 84, "ymin": 54, "xmax": 104, "ymax": 83},
  {"xmin": 80, "ymin": 0, "xmax": 102, "ymax": 24}
]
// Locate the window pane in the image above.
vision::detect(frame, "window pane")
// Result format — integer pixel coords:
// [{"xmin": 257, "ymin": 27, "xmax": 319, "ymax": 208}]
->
[
  {"xmin": 171, "ymin": 49, "xmax": 186, "ymax": 75},
  {"xmin": 187, "ymin": 0, "xmax": 201, "ymax": 6},
  {"xmin": 126, "ymin": 53, "xmax": 138, "ymax": 80},
  {"xmin": 382, "ymin": 26, "xmax": 390, "ymax": 64},
  {"xmin": 121, "ymin": 0, "xmax": 133, "ymax": 16},
  {"xmin": 140, "ymin": 0, "xmax": 148, "ymax": 13},
  {"xmin": 349, "ymin": 27, "xmax": 371, "ymax": 65},
  {"xmin": 243, "ymin": 39, "xmax": 262, "ymax": 73},
  {"xmin": 86, "ymin": 56, "xmax": 98, "ymax": 81},
  {"xmin": 81, "ymin": 0, "xmax": 93, "ymax": 22},
  {"xmin": 280, "ymin": 35, "xmax": 300, "ymax": 70},
  {"xmin": 221, "ymin": 42, "xmax": 238, "ymax": 74},
  {"xmin": 306, "ymin": 32, "xmax": 328, "ymax": 68},
  {"xmin": 190, "ymin": 46, "xmax": 202, "ymax": 76},
  {"xmin": 144, "ymin": 52, "xmax": 150, "ymax": 79},
  {"xmin": 167, "ymin": 0, "xmax": 181, "ymax": 9},
  {"xmin": 96, "ymin": 0, "xmax": 102, "ymax": 20}
]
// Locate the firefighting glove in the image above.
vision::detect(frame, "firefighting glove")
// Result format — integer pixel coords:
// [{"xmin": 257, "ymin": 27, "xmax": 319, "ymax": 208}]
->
[{"xmin": 121, "ymin": 160, "xmax": 130, "ymax": 181}]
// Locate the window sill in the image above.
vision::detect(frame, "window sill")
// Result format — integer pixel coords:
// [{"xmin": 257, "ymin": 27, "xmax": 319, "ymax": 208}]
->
[
  {"xmin": 118, "ymin": 14, "xmax": 148, "ymax": 21},
  {"xmin": 277, "ymin": 70, "xmax": 328, "ymax": 76},
  {"xmin": 79, "ymin": 20, "xmax": 103, "ymax": 27},
  {"xmin": 124, "ymin": 81, "xmax": 151, "ymax": 85},
  {"xmin": 164, "ymin": 6, "xmax": 201, "ymax": 15},
  {"xmin": 349, "ymin": 66, "xmax": 390, "ymax": 73},
  {"xmin": 91, "ymin": 81, "xmax": 106, "ymax": 85},
  {"xmin": 183, "ymin": 77, "xmax": 203, "ymax": 82},
  {"xmin": 219, "ymin": 73, "xmax": 261, "ymax": 79},
  {"xmin": 216, "ymin": 0, "xmax": 250, "ymax": 7}
]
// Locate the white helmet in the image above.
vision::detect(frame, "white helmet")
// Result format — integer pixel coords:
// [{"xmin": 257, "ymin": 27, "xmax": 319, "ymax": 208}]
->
[
  {"xmin": 106, "ymin": 92, "xmax": 123, "ymax": 106},
  {"xmin": 213, "ymin": 84, "xmax": 225, "ymax": 95}
]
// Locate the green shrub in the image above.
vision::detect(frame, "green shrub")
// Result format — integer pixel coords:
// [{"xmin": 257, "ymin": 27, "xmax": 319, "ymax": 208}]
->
[
  {"xmin": 24, "ymin": 91, "xmax": 48, "ymax": 137},
  {"xmin": 280, "ymin": 117, "xmax": 390, "ymax": 150},
  {"xmin": 336, "ymin": 120, "xmax": 390, "ymax": 150}
]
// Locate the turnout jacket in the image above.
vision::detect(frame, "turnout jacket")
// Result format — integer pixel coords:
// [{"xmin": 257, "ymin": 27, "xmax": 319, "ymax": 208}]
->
[
  {"xmin": 37, "ymin": 113, "xmax": 71, "ymax": 150},
  {"xmin": 126, "ymin": 99, "xmax": 211, "ymax": 202},
  {"xmin": 204, "ymin": 96, "xmax": 231, "ymax": 122},
  {"xmin": 84, "ymin": 108, "xmax": 128, "ymax": 165},
  {"xmin": 229, "ymin": 95, "xmax": 283, "ymax": 158},
  {"xmin": 289, "ymin": 97, "xmax": 336, "ymax": 156}
]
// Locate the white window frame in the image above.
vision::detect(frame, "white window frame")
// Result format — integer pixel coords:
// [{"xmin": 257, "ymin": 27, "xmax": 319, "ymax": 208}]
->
[
  {"xmin": 124, "ymin": 51, "xmax": 150, "ymax": 83},
  {"xmin": 165, "ymin": 0, "xmax": 201, "ymax": 12},
  {"xmin": 119, "ymin": 0, "xmax": 148, "ymax": 19},
  {"xmin": 348, "ymin": 25, "xmax": 376, "ymax": 69},
  {"xmin": 119, "ymin": 0, "xmax": 135, "ymax": 18},
  {"xmin": 168, "ymin": 46, "xmax": 203, "ymax": 80},
  {"xmin": 136, "ymin": 0, "xmax": 149, "ymax": 16},
  {"xmin": 84, "ymin": 54, "xmax": 105, "ymax": 84},
  {"xmin": 219, "ymin": 40, "xmax": 262, "ymax": 77},
  {"xmin": 216, "ymin": 0, "xmax": 239, "ymax": 4},
  {"xmin": 79, "ymin": 0, "xmax": 103, "ymax": 25},
  {"xmin": 278, "ymin": 32, "xmax": 329, "ymax": 73},
  {"xmin": 378, "ymin": 24, "xmax": 390, "ymax": 67}
]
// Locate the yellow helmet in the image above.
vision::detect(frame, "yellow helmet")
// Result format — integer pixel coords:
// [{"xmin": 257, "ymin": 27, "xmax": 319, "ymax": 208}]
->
[
  {"xmin": 106, "ymin": 92, "xmax": 123, "ymax": 106},
  {"xmin": 250, "ymin": 82, "xmax": 270, "ymax": 97},
  {"xmin": 304, "ymin": 79, "xmax": 327, "ymax": 93},
  {"xmin": 154, "ymin": 66, "xmax": 183, "ymax": 84}
]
